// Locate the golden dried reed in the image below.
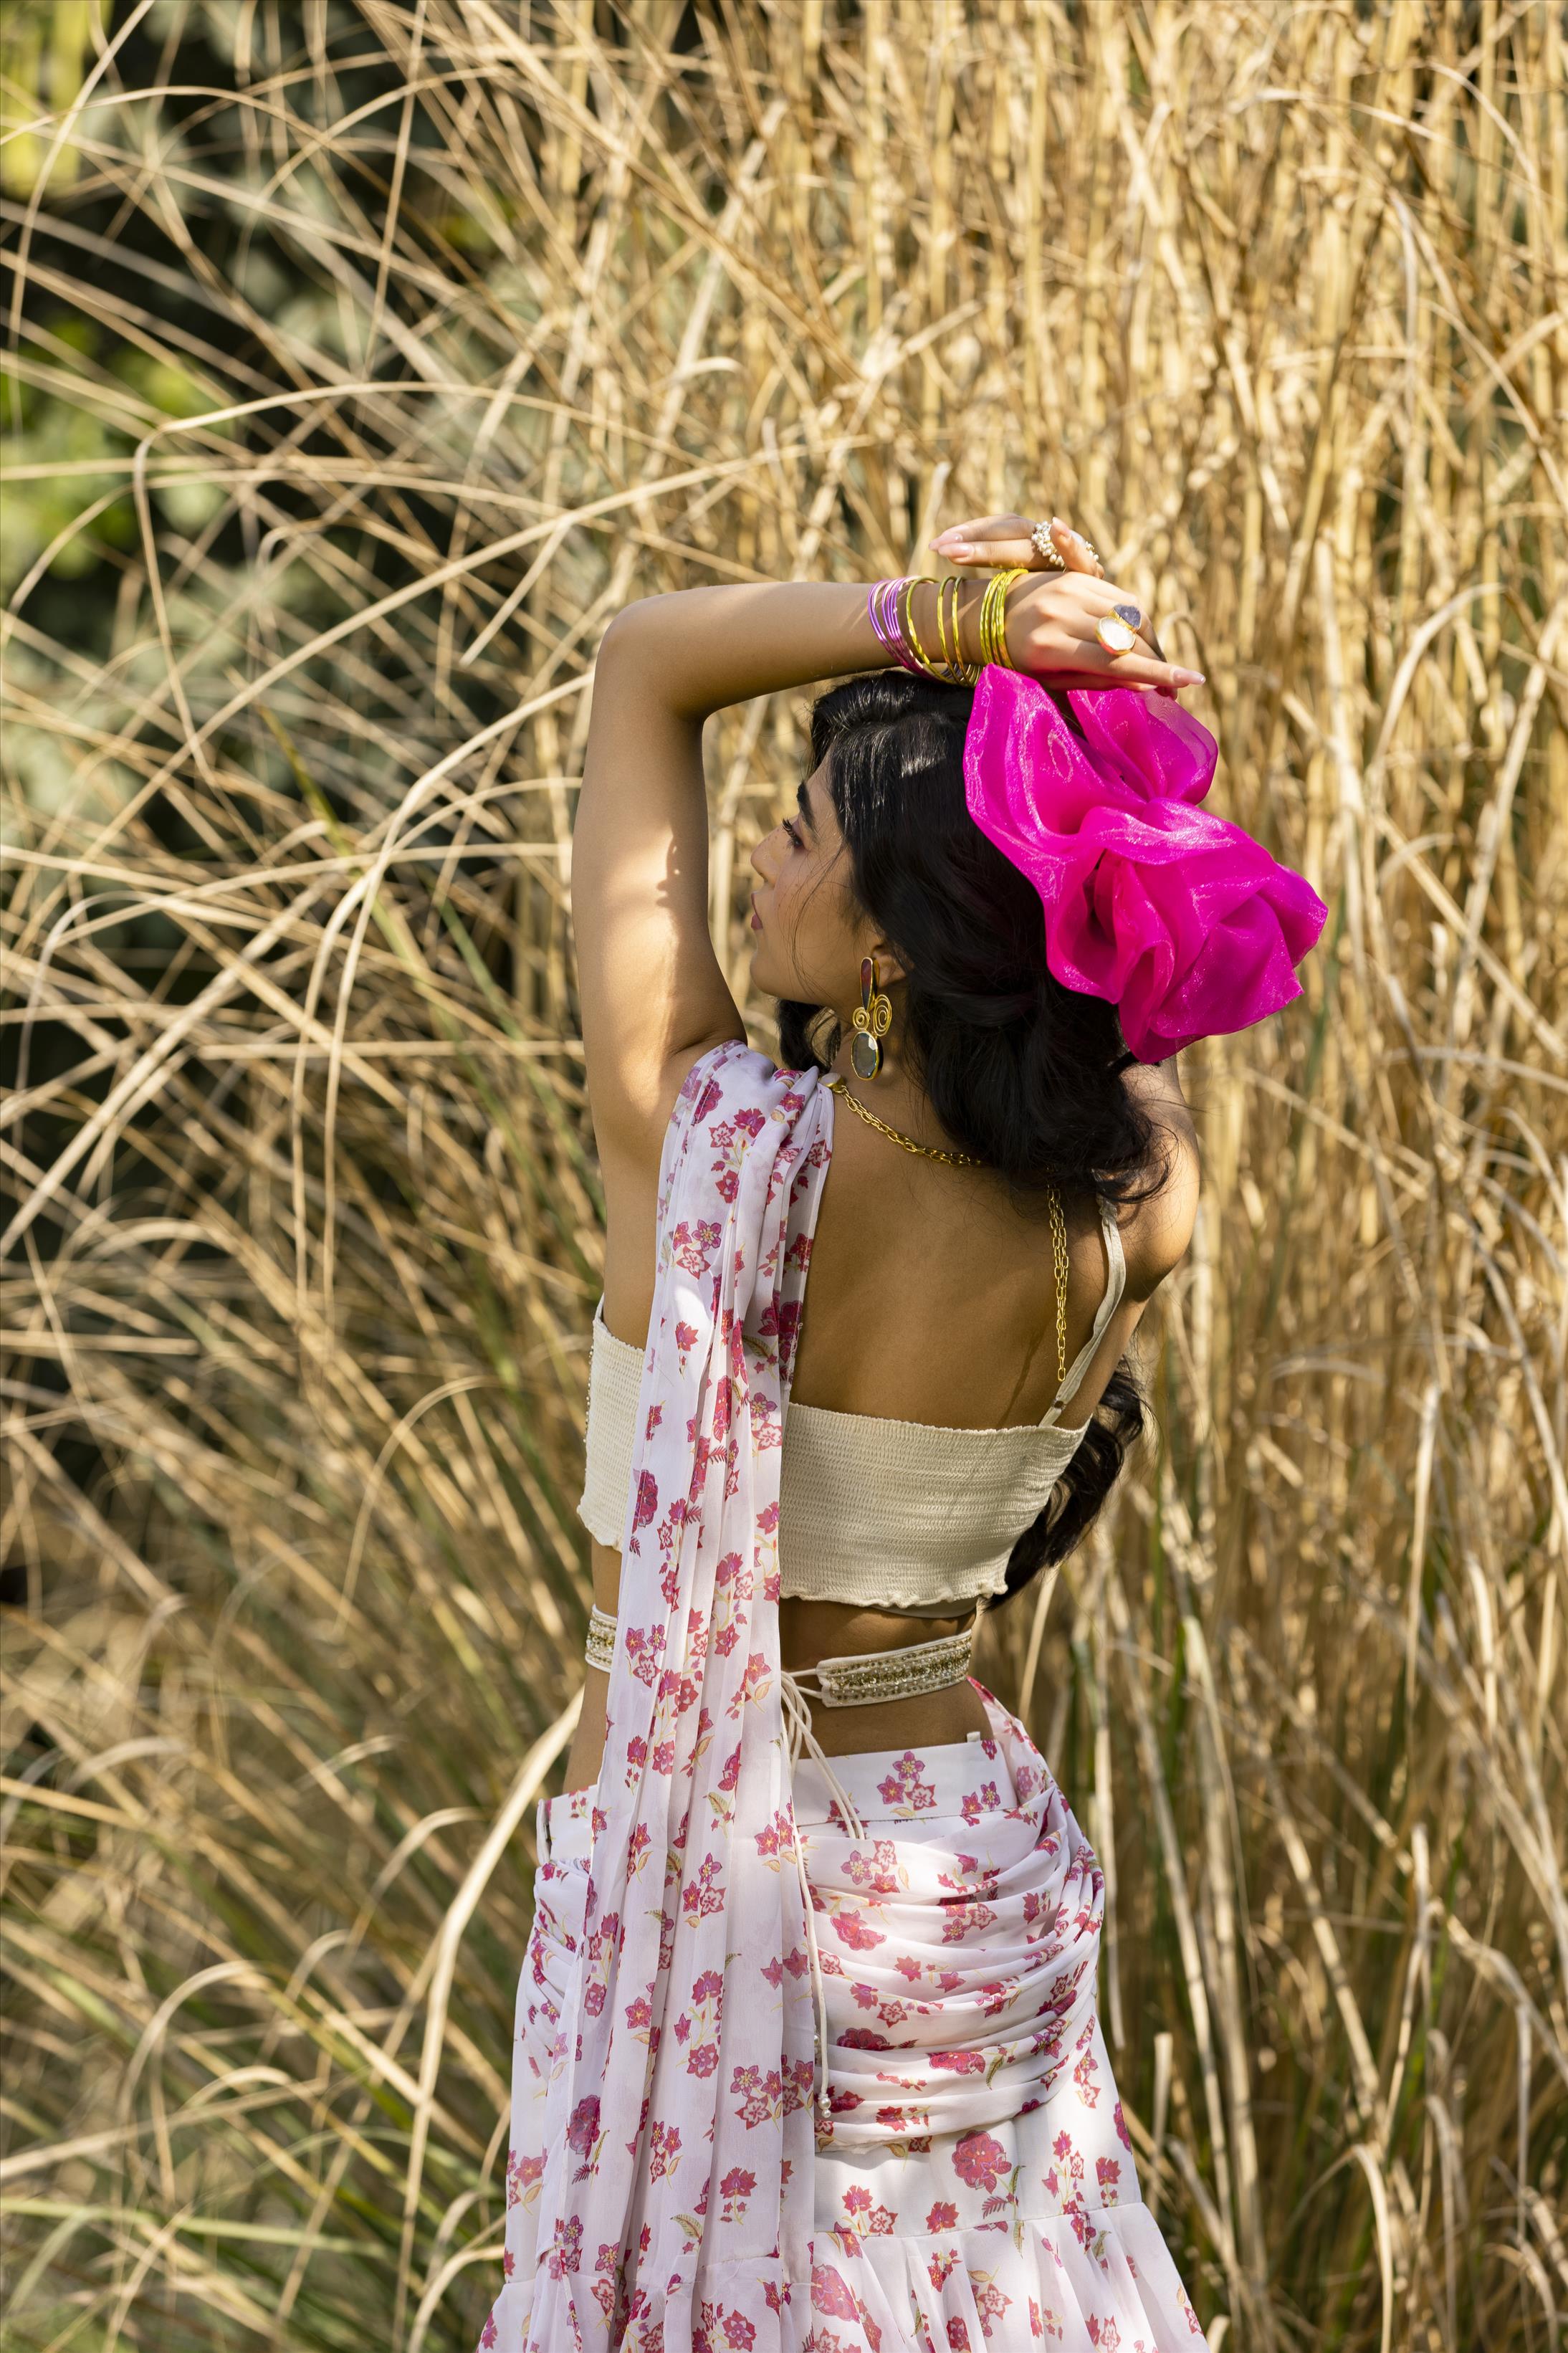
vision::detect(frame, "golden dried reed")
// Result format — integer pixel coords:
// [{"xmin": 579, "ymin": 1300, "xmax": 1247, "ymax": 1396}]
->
[{"xmin": 1, "ymin": 4, "xmax": 1563, "ymax": 2347}]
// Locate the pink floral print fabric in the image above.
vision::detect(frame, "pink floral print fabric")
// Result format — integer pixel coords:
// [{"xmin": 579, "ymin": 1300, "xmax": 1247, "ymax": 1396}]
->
[
  {"xmin": 477, "ymin": 1039, "xmax": 1203, "ymax": 2348},
  {"xmin": 486, "ymin": 1692, "xmax": 1205, "ymax": 2348},
  {"xmin": 515, "ymin": 1042, "xmax": 834, "ymax": 2348}
]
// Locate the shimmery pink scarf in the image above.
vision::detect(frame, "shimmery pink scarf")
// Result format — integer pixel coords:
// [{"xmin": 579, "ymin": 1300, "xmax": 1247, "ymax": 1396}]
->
[{"xmin": 963, "ymin": 669, "xmax": 1328, "ymax": 1061}]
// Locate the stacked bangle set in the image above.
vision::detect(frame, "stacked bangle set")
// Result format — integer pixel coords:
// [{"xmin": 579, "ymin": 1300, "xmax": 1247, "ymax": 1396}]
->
[{"xmin": 867, "ymin": 568, "xmax": 1029, "ymax": 683}]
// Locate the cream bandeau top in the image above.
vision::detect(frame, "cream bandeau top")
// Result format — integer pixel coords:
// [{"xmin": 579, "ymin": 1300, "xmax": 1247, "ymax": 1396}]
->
[{"xmin": 577, "ymin": 1200, "xmax": 1127, "ymax": 1615}]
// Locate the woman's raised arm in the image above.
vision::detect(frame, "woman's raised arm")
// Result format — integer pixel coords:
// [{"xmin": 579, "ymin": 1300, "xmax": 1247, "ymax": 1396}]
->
[{"xmin": 571, "ymin": 545, "xmax": 1199, "ymax": 1175}]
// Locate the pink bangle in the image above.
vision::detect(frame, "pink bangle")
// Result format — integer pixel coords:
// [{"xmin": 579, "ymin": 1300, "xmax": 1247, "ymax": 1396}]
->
[{"xmin": 867, "ymin": 577, "xmax": 924, "ymax": 674}]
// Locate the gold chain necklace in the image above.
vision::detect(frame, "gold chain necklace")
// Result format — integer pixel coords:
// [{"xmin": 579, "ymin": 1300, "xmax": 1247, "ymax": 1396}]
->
[
  {"xmin": 825, "ymin": 1075, "xmax": 981, "ymax": 1166},
  {"xmin": 824, "ymin": 1077, "xmax": 1071, "ymax": 1388}
]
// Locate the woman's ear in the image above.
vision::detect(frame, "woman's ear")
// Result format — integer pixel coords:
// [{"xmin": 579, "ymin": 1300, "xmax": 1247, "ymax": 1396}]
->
[{"xmin": 866, "ymin": 937, "xmax": 909, "ymax": 991}]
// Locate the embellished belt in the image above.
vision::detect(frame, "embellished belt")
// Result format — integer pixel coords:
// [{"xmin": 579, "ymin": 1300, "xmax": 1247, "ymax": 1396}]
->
[
  {"xmin": 583, "ymin": 1605, "xmax": 975, "ymax": 1708},
  {"xmin": 581, "ymin": 1603, "xmax": 980, "ymax": 2124}
]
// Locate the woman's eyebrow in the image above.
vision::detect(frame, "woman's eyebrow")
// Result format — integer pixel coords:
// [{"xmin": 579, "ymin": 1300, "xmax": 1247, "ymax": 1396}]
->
[{"xmin": 795, "ymin": 778, "xmax": 816, "ymax": 832}]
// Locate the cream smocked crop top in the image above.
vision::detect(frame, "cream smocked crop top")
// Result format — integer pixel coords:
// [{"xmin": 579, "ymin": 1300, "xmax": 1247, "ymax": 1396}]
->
[{"xmin": 577, "ymin": 1201, "xmax": 1127, "ymax": 1615}]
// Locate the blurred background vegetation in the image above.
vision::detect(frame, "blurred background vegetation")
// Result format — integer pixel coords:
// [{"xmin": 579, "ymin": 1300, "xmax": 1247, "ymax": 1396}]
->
[{"xmin": 1, "ymin": 4, "xmax": 1564, "ymax": 2349}]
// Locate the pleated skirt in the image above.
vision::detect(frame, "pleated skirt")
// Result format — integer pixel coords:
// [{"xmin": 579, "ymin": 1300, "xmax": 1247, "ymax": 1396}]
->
[{"xmin": 482, "ymin": 1687, "xmax": 1205, "ymax": 2352}]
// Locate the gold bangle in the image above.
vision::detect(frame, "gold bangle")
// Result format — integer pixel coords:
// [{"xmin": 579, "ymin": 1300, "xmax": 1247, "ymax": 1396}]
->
[
  {"xmin": 927, "ymin": 574, "xmax": 951, "ymax": 677},
  {"xmin": 980, "ymin": 568, "xmax": 1027, "ymax": 669},
  {"xmin": 940, "ymin": 576, "xmax": 980, "ymax": 683},
  {"xmin": 900, "ymin": 577, "xmax": 940, "ymax": 678}
]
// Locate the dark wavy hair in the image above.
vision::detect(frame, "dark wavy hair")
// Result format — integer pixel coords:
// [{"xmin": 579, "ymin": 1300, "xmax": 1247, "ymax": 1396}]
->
[{"xmin": 778, "ymin": 669, "xmax": 1172, "ymax": 1604}]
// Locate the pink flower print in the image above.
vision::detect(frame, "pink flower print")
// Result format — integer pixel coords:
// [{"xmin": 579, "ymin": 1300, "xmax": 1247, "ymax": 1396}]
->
[
  {"xmin": 1096, "ymin": 2154, "xmax": 1122, "ymax": 2200},
  {"xmin": 547, "ymin": 2213, "xmax": 583, "ymax": 2276},
  {"xmin": 726, "ymin": 1650, "xmax": 772, "ymax": 1717},
  {"xmin": 952, "ymin": 2131, "xmax": 1011, "ymax": 2193},
  {"xmin": 947, "ymin": 2320, "xmax": 972, "ymax": 2349},
  {"xmin": 760, "ymin": 1946, "xmax": 808, "ymax": 1986},
  {"xmin": 689, "ymin": 1074, "xmax": 722, "ymax": 1121},
  {"xmin": 722, "ymin": 2316, "xmax": 757, "ymax": 2349},
  {"xmin": 623, "ymin": 1990, "xmax": 653, "ymax": 2033},
  {"xmin": 874, "ymin": 1750, "xmax": 937, "ymax": 1815},
  {"xmin": 674, "ymin": 1318, "xmax": 698, "ymax": 1364},
  {"xmin": 811, "ymin": 2266, "xmax": 864, "ymax": 2324},
  {"xmin": 670, "ymin": 1216, "xmax": 722, "ymax": 1275},
  {"xmin": 838, "ymin": 2025, "xmax": 891, "ymax": 2051},
  {"xmin": 975, "ymin": 2280, "xmax": 1011, "ymax": 2339},
  {"xmin": 783, "ymin": 2056, "xmax": 816, "ymax": 2116},
  {"xmin": 942, "ymin": 1900, "xmax": 998, "ymax": 1944},
  {"xmin": 828, "ymin": 1907, "xmax": 885, "ymax": 1952},
  {"xmin": 1073, "ymin": 2039, "xmax": 1101, "ymax": 2106},
  {"xmin": 1114, "ymin": 2098, "xmax": 1132, "ymax": 2151},
  {"xmin": 718, "ymin": 2165, "xmax": 755, "ymax": 2223},
  {"xmin": 626, "ymin": 1824, "xmax": 652, "ymax": 1876},
  {"xmin": 632, "ymin": 1469, "xmax": 659, "ymax": 1530},
  {"xmin": 681, "ymin": 1852, "xmax": 725, "ymax": 1921},
  {"xmin": 479, "ymin": 2314, "xmax": 498, "ymax": 2347},
  {"xmin": 687, "ymin": 2041, "xmax": 720, "ymax": 2078},
  {"xmin": 926, "ymin": 2200, "xmax": 958, "ymax": 2232},
  {"xmin": 1086, "ymin": 2323, "xmax": 1120, "ymax": 2349},
  {"xmin": 692, "ymin": 1967, "xmax": 724, "ymax": 2004},
  {"xmin": 730, "ymin": 2063, "xmax": 783, "ymax": 2129},
  {"xmin": 712, "ymin": 1621, "xmax": 739, "ymax": 1656},
  {"xmin": 929, "ymin": 2047, "xmax": 987, "ymax": 2074},
  {"xmin": 960, "ymin": 1780, "xmax": 1001, "ymax": 1825},
  {"xmin": 839, "ymin": 2185, "xmax": 897, "ymax": 2235},
  {"xmin": 647, "ymin": 2119, "xmax": 682, "ymax": 2180},
  {"xmin": 843, "ymin": 1839, "xmax": 902, "ymax": 1896},
  {"xmin": 929, "ymin": 2248, "xmax": 960, "ymax": 2288},
  {"xmin": 566, "ymin": 2095, "xmax": 601, "ymax": 2165},
  {"xmin": 717, "ymin": 1742, "xmax": 742, "ymax": 1793},
  {"xmin": 506, "ymin": 2149, "xmax": 543, "ymax": 2208},
  {"xmin": 623, "ymin": 1622, "xmax": 664, "ymax": 1685},
  {"xmin": 753, "ymin": 1809, "xmax": 795, "ymax": 1868},
  {"xmin": 756, "ymin": 1500, "xmax": 779, "ymax": 1535}
]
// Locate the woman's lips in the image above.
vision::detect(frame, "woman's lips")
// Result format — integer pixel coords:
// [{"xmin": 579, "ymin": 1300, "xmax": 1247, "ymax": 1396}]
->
[{"xmin": 750, "ymin": 897, "xmax": 762, "ymax": 932}]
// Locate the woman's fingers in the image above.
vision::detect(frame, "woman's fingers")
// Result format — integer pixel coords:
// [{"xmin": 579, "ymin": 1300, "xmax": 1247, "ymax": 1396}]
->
[{"xmin": 932, "ymin": 512, "xmax": 1104, "ymax": 576}]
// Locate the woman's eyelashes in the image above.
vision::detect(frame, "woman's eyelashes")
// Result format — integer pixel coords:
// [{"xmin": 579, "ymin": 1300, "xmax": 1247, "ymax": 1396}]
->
[{"xmin": 782, "ymin": 815, "xmax": 804, "ymax": 849}]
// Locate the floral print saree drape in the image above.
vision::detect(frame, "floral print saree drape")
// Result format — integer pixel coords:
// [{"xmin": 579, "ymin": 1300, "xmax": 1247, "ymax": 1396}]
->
[{"xmin": 479, "ymin": 1039, "xmax": 1205, "ymax": 2351}]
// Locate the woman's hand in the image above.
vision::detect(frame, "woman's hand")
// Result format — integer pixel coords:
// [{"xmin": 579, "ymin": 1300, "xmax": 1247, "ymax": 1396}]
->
[
  {"xmin": 932, "ymin": 512, "xmax": 1203, "ymax": 695},
  {"xmin": 932, "ymin": 510, "xmax": 1106, "ymax": 578}
]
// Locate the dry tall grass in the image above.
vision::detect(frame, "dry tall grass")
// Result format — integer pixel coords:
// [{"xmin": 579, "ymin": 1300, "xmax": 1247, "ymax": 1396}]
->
[{"xmin": 2, "ymin": 4, "xmax": 1564, "ymax": 2347}]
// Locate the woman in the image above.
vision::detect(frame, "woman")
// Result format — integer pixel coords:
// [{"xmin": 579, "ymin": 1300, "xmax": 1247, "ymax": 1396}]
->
[{"xmin": 480, "ymin": 513, "xmax": 1325, "ymax": 2352}]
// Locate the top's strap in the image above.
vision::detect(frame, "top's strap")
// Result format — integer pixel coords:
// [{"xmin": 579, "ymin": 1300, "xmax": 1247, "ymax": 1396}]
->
[{"xmin": 1040, "ymin": 1198, "xmax": 1127, "ymax": 1426}]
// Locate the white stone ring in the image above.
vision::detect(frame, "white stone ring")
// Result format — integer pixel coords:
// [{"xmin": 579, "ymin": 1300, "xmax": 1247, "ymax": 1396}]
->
[{"xmin": 1095, "ymin": 602, "xmax": 1143, "ymax": 655}]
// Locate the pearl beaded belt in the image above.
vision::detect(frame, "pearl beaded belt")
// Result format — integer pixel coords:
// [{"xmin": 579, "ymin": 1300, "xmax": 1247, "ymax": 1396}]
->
[{"xmin": 583, "ymin": 1605, "xmax": 976, "ymax": 1707}]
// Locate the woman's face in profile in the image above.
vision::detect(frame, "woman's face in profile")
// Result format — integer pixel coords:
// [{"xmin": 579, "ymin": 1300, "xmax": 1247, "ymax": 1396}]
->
[{"xmin": 747, "ymin": 759, "xmax": 888, "ymax": 1014}]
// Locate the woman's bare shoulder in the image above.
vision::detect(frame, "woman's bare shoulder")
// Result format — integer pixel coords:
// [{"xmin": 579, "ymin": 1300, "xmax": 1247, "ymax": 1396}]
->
[{"xmin": 1117, "ymin": 1057, "xmax": 1201, "ymax": 1304}]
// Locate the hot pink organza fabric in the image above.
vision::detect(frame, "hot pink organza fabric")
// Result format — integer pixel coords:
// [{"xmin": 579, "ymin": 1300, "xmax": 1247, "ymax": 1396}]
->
[{"xmin": 962, "ymin": 670, "xmax": 1329, "ymax": 1062}]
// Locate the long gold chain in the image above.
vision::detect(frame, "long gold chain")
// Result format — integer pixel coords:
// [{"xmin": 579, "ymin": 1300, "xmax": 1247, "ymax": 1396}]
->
[
  {"xmin": 825, "ymin": 1076, "xmax": 1069, "ymax": 1387},
  {"xmin": 1047, "ymin": 1180, "xmax": 1069, "ymax": 1393}
]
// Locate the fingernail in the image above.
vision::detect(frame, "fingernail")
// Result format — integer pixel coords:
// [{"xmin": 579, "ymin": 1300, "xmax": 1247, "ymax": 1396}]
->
[
  {"xmin": 947, "ymin": 543, "xmax": 972, "ymax": 558},
  {"xmin": 1175, "ymin": 669, "xmax": 1205, "ymax": 685}
]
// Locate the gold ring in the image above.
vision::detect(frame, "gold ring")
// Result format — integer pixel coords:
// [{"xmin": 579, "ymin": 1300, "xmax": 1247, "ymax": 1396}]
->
[{"xmin": 1096, "ymin": 613, "xmax": 1138, "ymax": 655}]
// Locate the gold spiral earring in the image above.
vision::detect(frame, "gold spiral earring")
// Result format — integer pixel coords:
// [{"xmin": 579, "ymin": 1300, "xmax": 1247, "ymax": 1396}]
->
[{"xmin": 850, "ymin": 955, "xmax": 894, "ymax": 1079}]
